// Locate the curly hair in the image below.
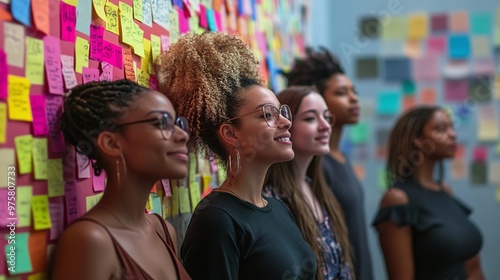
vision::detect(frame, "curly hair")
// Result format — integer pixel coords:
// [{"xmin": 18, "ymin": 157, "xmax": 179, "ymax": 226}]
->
[
  {"xmin": 155, "ymin": 32, "xmax": 263, "ymax": 162},
  {"xmin": 60, "ymin": 79, "xmax": 149, "ymax": 175},
  {"xmin": 284, "ymin": 47, "xmax": 344, "ymax": 95}
]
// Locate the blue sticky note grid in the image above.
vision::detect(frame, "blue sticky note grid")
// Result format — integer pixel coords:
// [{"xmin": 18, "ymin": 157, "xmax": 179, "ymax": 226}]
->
[
  {"xmin": 382, "ymin": 57, "xmax": 411, "ymax": 82},
  {"xmin": 11, "ymin": 0, "xmax": 31, "ymax": 27},
  {"xmin": 449, "ymin": 35, "xmax": 470, "ymax": 59},
  {"xmin": 377, "ymin": 91, "xmax": 401, "ymax": 116},
  {"xmin": 471, "ymin": 13, "xmax": 493, "ymax": 35}
]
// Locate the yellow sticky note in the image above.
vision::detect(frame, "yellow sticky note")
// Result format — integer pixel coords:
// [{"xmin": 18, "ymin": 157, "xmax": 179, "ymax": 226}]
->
[
  {"xmin": 32, "ymin": 138, "xmax": 48, "ymax": 180},
  {"xmin": 478, "ymin": 122, "xmax": 499, "ymax": 141},
  {"xmin": 179, "ymin": 186, "xmax": 191, "ymax": 214},
  {"xmin": 28, "ymin": 272, "xmax": 47, "ymax": 280},
  {"xmin": 150, "ymin": 34, "xmax": 161, "ymax": 63},
  {"xmin": 141, "ymin": 38, "xmax": 151, "ymax": 71},
  {"xmin": 86, "ymin": 193, "xmax": 103, "ymax": 211},
  {"xmin": 75, "ymin": 37, "xmax": 89, "ymax": 74},
  {"xmin": 408, "ymin": 13, "xmax": 428, "ymax": 40},
  {"xmin": 15, "ymin": 135, "xmax": 33, "ymax": 174},
  {"xmin": 169, "ymin": 10, "xmax": 179, "ymax": 44},
  {"xmin": 120, "ymin": 15, "xmax": 135, "ymax": 46},
  {"xmin": 31, "ymin": 195, "xmax": 52, "ymax": 230},
  {"xmin": 189, "ymin": 152, "xmax": 197, "ymax": 182},
  {"xmin": 494, "ymin": 76, "xmax": 500, "ymax": 100},
  {"xmin": 133, "ymin": 0, "xmax": 142, "ymax": 21},
  {"xmin": 145, "ymin": 194, "xmax": 153, "ymax": 212},
  {"xmin": 47, "ymin": 158, "xmax": 64, "ymax": 197},
  {"xmin": 62, "ymin": 0, "xmax": 78, "ymax": 6},
  {"xmin": 163, "ymin": 196, "xmax": 172, "ymax": 218},
  {"xmin": 0, "ymin": 148, "xmax": 15, "ymax": 188},
  {"xmin": 7, "ymin": 75, "xmax": 32, "ymax": 122},
  {"xmin": 25, "ymin": 37, "xmax": 45, "ymax": 85},
  {"xmin": 16, "ymin": 186, "xmax": 33, "ymax": 228},
  {"xmin": 132, "ymin": 25, "xmax": 145, "ymax": 57},
  {"xmin": 217, "ymin": 162, "xmax": 226, "ymax": 184},
  {"xmin": 189, "ymin": 181, "xmax": 201, "ymax": 210},
  {"xmin": 105, "ymin": 1, "xmax": 119, "ymax": 34},
  {"xmin": 171, "ymin": 181, "xmax": 179, "ymax": 216},
  {"xmin": 382, "ymin": 16, "xmax": 408, "ymax": 40},
  {"xmin": 202, "ymin": 175, "xmax": 212, "ymax": 192},
  {"xmin": 136, "ymin": 68, "xmax": 149, "ymax": 87},
  {"xmin": 119, "ymin": 2, "xmax": 133, "ymax": 17},
  {"xmin": 92, "ymin": 0, "xmax": 108, "ymax": 22},
  {"xmin": 0, "ymin": 103, "xmax": 6, "ymax": 144}
]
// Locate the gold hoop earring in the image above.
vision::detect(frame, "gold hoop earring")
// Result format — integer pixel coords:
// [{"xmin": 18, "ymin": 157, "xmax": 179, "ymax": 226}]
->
[
  {"xmin": 116, "ymin": 153, "xmax": 128, "ymax": 188},
  {"xmin": 227, "ymin": 146, "xmax": 240, "ymax": 186}
]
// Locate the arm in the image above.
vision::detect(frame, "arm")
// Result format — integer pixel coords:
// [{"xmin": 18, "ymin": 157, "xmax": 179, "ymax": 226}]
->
[
  {"xmin": 50, "ymin": 222, "xmax": 118, "ymax": 280},
  {"xmin": 466, "ymin": 255, "xmax": 484, "ymax": 280},
  {"xmin": 375, "ymin": 188, "xmax": 414, "ymax": 280}
]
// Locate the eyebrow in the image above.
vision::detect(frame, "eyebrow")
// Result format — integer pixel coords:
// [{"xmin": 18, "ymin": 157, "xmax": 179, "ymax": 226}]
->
[
  {"xmin": 300, "ymin": 109, "xmax": 319, "ymax": 115},
  {"xmin": 145, "ymin": 110, "xmax": 172, "ymax": 117},
  {"xmin": 254, "ymin": 103, "xmax": 278, "ymax": 110}
]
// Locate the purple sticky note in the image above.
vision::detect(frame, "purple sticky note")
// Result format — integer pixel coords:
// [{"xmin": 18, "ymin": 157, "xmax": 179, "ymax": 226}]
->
[
  {"xmin": 161, "ymin": 179, "xmax": 171, "ymax": 196},
  {"xmin": 30, "ymin": 95, "xmax": 49, "ymax": 136},
  {"xmin": 44, "ymin": 36, "xmax": 65, "ymax": 95},
  {"xmin": 49, "ymin": 202, "xmax": 65, "ymax": 240},
  {"xmin": 473, "ymin": 59, "xmax": 495, "ymax": 76},
  {"xmin": 82, "ymin": 67, "xmax": 100, "ymax": 83},
  {"xmin": 413, "ymin": 55, "xmax": 440, "ymax": 82},
  {"xmin": 199, "ymin": 4, "xmax": 208, "ymax": 28},
  {"xmin": 101, "ymin": 41, "xmax": 123, "ymax": 69},
  {"xmin": 430, "ymin": 13, "xmax": 447, "ymax": 32},
  {"xmin": 178, "ymin": 7, "xmax": 190, "ymax": 34},
  {"xmin": 99, "ymin": 62, "xmax": 113, "ymax": 81},
  {"xmin": 444, "ymin": 79, "xmax": 469, "ymax": 102},
  {"xmin": 63, "ymin": 145, "xmax": 76, "ymax": 181},
  {"xmin": 45, "ymin": 95, "xmax": 66, "ymax": 153},
  {"xmin": 64, "ymin": 181, "xmax": 79, "ymax": 225},
  {"xmin": 427, "ymin": 36, "xmax": 447, "ymax": 55},
  {"xmin": 60, "ymin": 2, "xmax": 77, "ymax": 42},
  {"xmin": 160, "ymin": 35, "xmax": 170, "ymax": 52},
  {"xmin": 77, "ymin": 152, "xmax": 91, "ymax": 179},
  {"xmin": 0, "ymin": 50, "xmax": 7, "ymax": 100},
  {"xmin": 92, "ymin": 169, "xmax": 106, "ymax": 192},
  {"xmin": 214, "ymin": 10, "xmax": 222, "ymax": 31},
  {"xmin": 89, "ymin": 24, "xmax": 104, "ymax": 61},
  {"xmin": 472, "ymin": 146, "xmax": 488, "ymax": 162}
]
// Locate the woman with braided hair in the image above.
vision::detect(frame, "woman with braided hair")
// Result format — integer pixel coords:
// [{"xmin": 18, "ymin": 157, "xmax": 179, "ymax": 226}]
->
[
  {"xmin": 155, "ymin": 32, "xmax": 317, "ymax": 280},
  {"xmin": 50, "ymin": 79, "xmax": 191, "ymax": 280},
  {"xmin": 285, "ymin": 47, "xmax": 374, "ymax": 280}
]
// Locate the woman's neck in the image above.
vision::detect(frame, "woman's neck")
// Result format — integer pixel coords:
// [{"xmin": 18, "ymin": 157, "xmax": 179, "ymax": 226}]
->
[
  {"xmin": 329, "ymin": 124, "xmax": 343, "ymax": 151},
  {"xmin": 414, "ymin": 158, "xmax": 440, "ymax": 190},
  {"xmin": 293, "ymin": 153, "xmax": 314, "ymax": 184},
  {"xmin": 220, "ymin": 160, "xmax": 269, "ymax": 205}
]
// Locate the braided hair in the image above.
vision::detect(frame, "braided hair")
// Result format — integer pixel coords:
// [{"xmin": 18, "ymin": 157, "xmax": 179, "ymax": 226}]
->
[
  {"xmin": 61, "ymin": 79, "xmax": 149, "ymax": 176},
  {"xmin": 285, "ymin": 47, "xmax": 344, "ymax": 96},
  {"xmin": 155, "ymin": 32, "xmax": 262, "ymax": 162}
]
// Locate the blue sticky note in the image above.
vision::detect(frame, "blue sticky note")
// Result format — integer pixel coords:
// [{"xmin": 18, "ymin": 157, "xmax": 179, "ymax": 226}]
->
[
  {"xmin": 173, "ymin": 0, "xmax": 183, "ymax": 10},
  {"xmin": 11, "ymin": 0, "xmax": 31, "ymax": 27},
  {"xmin": 449, "ymin": 35, "xmax": 470, "ymax": 59},
  {"xmin": 206, "ymin": 8, "xmax": 217, "ymax": 31},
  {"xmin": 238, "ymin": 0, "xmax": 244, "ymax": 15},
  {"xmin": 250, "ymin": 0, "xmax": 257, "ymax": 20},
  {"xmin": 471, "ymin": 13, "xmax": 493, "ymax": 35},
  {"xmin": 383, "ymin": 57, "xmax": 411, "ymax": 82},
  {"xmin": 5, "ymin": 232, "xmax": 33, "ymax": 274},
  {"xmin": 266, "ymin": 53, "xmax": 279, "ymax": 92},
  {"xmin": 76, "ymin": 0, "xmax": 92, "ymax": 35},
  {"xmin": 377, "ymin": 91, "xmax": 401, "ymax": 116}
]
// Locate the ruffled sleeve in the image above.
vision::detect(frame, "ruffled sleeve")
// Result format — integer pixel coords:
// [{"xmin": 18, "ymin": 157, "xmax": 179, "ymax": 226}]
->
[{"xmin": 372, "ymin": 204, "xmax": 419, "ymax": 227}]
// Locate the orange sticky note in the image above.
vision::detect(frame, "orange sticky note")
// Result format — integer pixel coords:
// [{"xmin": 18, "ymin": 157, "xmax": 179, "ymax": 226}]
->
[
  {"xmin": 420, "ymin": 88, "xmax": 436, "ymax": 104},
  {"xmin": 450, "ymin": 11, "xmax": 469, "ymax": 32},
  {"xmin": 29, "ymin": 230, "xmax": 47, "ymax": 273},
  {"xmin": 0, "ymin": 7, "xmax": 13, "ymax": 21},
  {"xmin": 31, "ymin": 0, "xmax": 50, "ymax": 34},
  {"xmin": 403, "ymin": 96, "xmax": 417, "ymax": 111}
]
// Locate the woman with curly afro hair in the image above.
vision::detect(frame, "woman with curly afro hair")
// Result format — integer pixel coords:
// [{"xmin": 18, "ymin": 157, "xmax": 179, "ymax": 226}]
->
[{"xmin": 156, "ymin": 32, "xmax": 317, "ymax": 280}]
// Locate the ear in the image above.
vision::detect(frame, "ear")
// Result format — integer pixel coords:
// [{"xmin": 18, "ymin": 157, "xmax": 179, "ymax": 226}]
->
[
  {"xmin": 96, "ymin": 131, "xmax": 122, "ymax": 158},
  {"xmin": 218, "ymin": 123, "xmax": 239, "ymax": 147}
]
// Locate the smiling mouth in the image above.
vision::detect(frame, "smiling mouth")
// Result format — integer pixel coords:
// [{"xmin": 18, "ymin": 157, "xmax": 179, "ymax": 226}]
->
[{"xmin": 275, "ymin": 137, "xmax": 291, "ymax": 142}]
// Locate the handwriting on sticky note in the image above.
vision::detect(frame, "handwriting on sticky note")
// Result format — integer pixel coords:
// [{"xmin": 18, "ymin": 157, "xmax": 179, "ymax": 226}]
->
[
  {"xmin": 61, "ymin": 55, "xmax": 78, "ymax": 89},
  {"xmin": 15, "ymin": 135, "xmax": 33, "ymax": 174},
  {"xmin": 4, "ymin": 22, "xmax": 25, "ymax": 67},
  {"xmin": 75, "ymin": 37, "xmax": 90, "ymax": 74},
  {"xmin": 90, "ymin": 24, "xmax": 104, "ymax": 61},
  {"xmin": 102, "ymin": 41, "xmax": 123, "ymax": 69},
  {"xmin": 32, "ymin": 138, "xmax": 48, "ymax": 180},
  {"xmin": 16, "ymin": 186, "xmax": 33, "ymax": 228},
  {"xmin": 25, "ymin": 37, "xmax": 45, "ymax": 85},
  {"xmin": 123, "ymin": 48, "xmax": 136, "ymax": 81},
  {"xmin": 133, "ymin": 0, "xmax": 143, "ymax": 21},
  {"xmin": 0, "ymin": 189, "xmax": 13, "ymax": 226},
  {"xmin": 65, "ymin": 181, "xmax": 79, "ymax": 224},
  {"xmin": 92, "ymin": 0, "xmax": 108, "ymax": 22},
  {"xmin": 60, "ymin": 2, "xmax": 77, "ymax": 42},
  {"xmin": 160, "ymin": 35, "xmax": 170, "ymax": 51},
  {"xmin": 137, "ymin": 68, "xmax": 150, "ymax": 87},
  {"xmin": 142, "ymin": 0, "xmax": 153, "ymax": 27},
  {"xmin": 7, "ymin": 75, "xmax": 32, "ymax": 122},
  {"xmin": 44, "ymin": 36, "xmax": 64, "ymax": 94},
  {"xmin": 32, "ymin": 195, "xmax": 52, "ymax": 230},
  {"xmin": 45, "ymin": 96, "xmax": 66, "ymax": 153},
  {"xmin": 32, "ymin": 0, "xmax": 49, "ymax": 34},
  {"xmin": 82, "ymin": 67, "xmax": 100, "ymax": 83},
  {"xmin": 150, "ymin": 34, "xmax": 161, "ymax": 62},
  {"xmin": 48, "ymin": 158, "xmax": 64, "ymax": 197},
  {"xmin": 179, "ymin": 186, "xmax": 191, "ymax": 214},
  {"xmin": 100, "ymin": 62, "xmax": 113, "ymax": 81},
  {"xmin": 49, "ymin": 202, "xmax": 65, "ymax": 240},
  {"xmin": 105, "ymin": 1, "xmax": 119, "ymax": 34}
]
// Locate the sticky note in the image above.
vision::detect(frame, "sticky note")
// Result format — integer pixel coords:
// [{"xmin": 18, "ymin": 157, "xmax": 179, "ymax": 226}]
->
[
  {"xmin": 31, "ymin": 0, "xmax": 49, "ymax": 34},
  {"xmin": 420, "ymin": 88, "xmax": 436, "ymax": 105},
  {"xmin": 5, "ymin": 232, "xmax": 33, "ymax": 274},
  {"xmin": 450, "ymin": 11, "xmax": 469, "ymax": 32},
  {"xmin": 89, "ymin": 24, "xmax": 104, "ymax": 61},
  {"xmin": 92, "ymin": 169, "xmax": 106, "ymax": 192},
  {"xmin": 477, "ymin": 104, "xmax": 499, "ymax": 142},
  {"xmin": 359, "ymin": 16, "xmax": 380, "ymax": 38},
  {"xmin": 133, "ymin": 0, "xmax": 143, "ymax": 21},
  {"xmin": 449, "ymin": 35, "xmax": 470, "ymax": 59},
  {"xmin": 377, "ymin": 169, "xmax": 388, "ymax": 191},
  {"xmin": 495, "ymin": 76, "xmax": 500, "ymax": 100},
  {"xmin": 473, "ymin": 146, "xmax": 488, "ymax": 162},
  {"xmin": 15, "ymin": 135, "xmax": 33, "ymax": 174},
  {"xmin": 0, "ymin": 50, "xmax": 7, "ymax": 100},
  {"xmin": 412, "ymin": 55, "xmax": 439, "ymax": 82},
  {"xmin": 137, "ymin": 68, "xmax": 150, "ymax": 87},
  {"xmin": 4, "ymin": 22, "xmax": 25, "ymax": 67},
  {"xmin": 61, "ymin": 55, "xmax": 78, "ymax": 89},
  {"xmin": 141, "ymin": 38, "xmax": 151, "ymax": 72},
  {"xmin": 123, "ymin": 48, "xmax": 135, "ymax": 81},
  {"xmin": 85, "ymin": 193, "xmax": 103, "ymax": 211},
  {"xmin": 469, "ymin": 77, "xmax": 491, "ymax": 102},
  {"xmin": 489, "ymin": 162, "xmax": 500, "ymax": 184},
  {"xmin": 11, "ymin": 0, "xmax": 31, "ymax": 27},
  {"xmin": 16, "ymin": 186, "xmax": 33, "ymax": 228},
  {"xmin": 169, "ymin": 9, "xmax": 180, "ymax": 42},
  {"xmin": 102, "ymin": 41, "xmax": 123, "ymax": 69},
  {"xmin": 472, "ymin": 59, "xmax": 495, "ymax": 76},
  {"xmin": 408, "ymin": 13, "xmax": 427, "ymax": 40},
  {"xmin": 43, "ymin": 36, "xmax": 64, "ymax": 94},
  {"xmin": 76, "ymin": 0, "xmax": 92, "ymax": 35},
  {"xmin": 150, "ymin": 34, "xmax": 161, "ymax": 62},
  {"xmin": 151, "ymin": 0, "xmax": 171, "ymax": 30},
  {"xmin": 105, "ymin": 1, "xmax": 119, "ymax": 34},
  {"xmin": 7, "ymin": 75, "xmax": 32, "ymax": 122},
  {"xmin": 0, "ymin": 189, "xmax": 14, "ymax": 226},
  {"xmin": 471, "ymin": 13, "xmax": 493, "ymax": 35},
  {"xmin": 48, "ymin": 158, "xmax": 64, "ymax": 197},
  {"xmin": 349, "ymin": 122, "xmax": 369, "ymax": 144},
  {"xmin": 427, "ymin": 36, "xmax": 446, "ymax": 54},
  {"xmin": 189, "ymin": 181, "xmax": 201, "ymax": 209},
  {"xmin": 402, "ymin": 95, "xmax": 417, "ymax": 111},
  {"xmin": 160, "ymin": 35, "xmax": 170, "ymax": 52},
  {"xmin": 142, "ymin": 0, "xmax": 153, "ymax": 27},
  {"xmin": 355, "ymin": 57, "xmax": 378, "ymax": 79},
  {"xmin": 60, "ymin": 2, "xmax": 77, "ymax": 42},
  {"xmin": 46, "ymin": 96, "xmax": 66, "ymax": 153},
  {"xmin": 32, "ymin": 138, "xmax": 48, "ymax": 180},
  {"xmin": 179, "ymin": 187, "xmax": 191, "ymax": 214},
  {"xmin": 377, "ymin": 91, "xmax": 401, "ymax": 116},
  {"xmin": 92, "ymin": 0, "xmax": 107, "ymax": 22},
  {"xmin": 0, "ymin": 149, "xmax": 15, "ymax": 188},
  {"xmin": 75, "ymin": 36, "xmax": 89, "ymax": 74},
  {"xmin": 131, "ymin": 25, "xmax": 145, "ymax": 57},
  {"xmin": 31, "ymin": 195, "xmax": 52, "ymax": 230},
  {"xmin": 171, "ymin": 182, "xmax": 179, "ymax": 216},
  {"xmin": 383, "ymin": 57, "xmax": 411, "ymax": 82},
  {"xmin": 65, "ymin": 181, "xmax": 79, "ymax": 224},
  {"xmin": 470, "ymin": 162, "xmax": 487, "ymax": 185},
  {"xmin": 430, "ymin": 13, "xmax": 447, "ymax": 32},
  {"xmin": 99, "ymin": 62, "xmax": 113, "ymax": 82},
  {"xmin": 28, "ymin": 231, "xmax": 47, "ymax": 273},
  {"xmin": 82, "ymin": 67, "xmax": 100, "ymax": 83},
  {"xmin": 25, "ymin": 37, "xmax": 45, "ymax": 85},
  {"xmin": 0, "ymin": 103, "xmax": 6, "ymax": 143},
  {"xmin": 49, "ymin": 202, "xmax": 65, "ymax": 240},
  {"xmin": 444, "ymin": 79, "xmax": 468, "ymax": 102},
  {"xmin": 77, "ymin": 152, "xmax": 91, "ymax": 179},
  {"xmin": 381, "ymin": 16, "xmax": 408, "ymax": 40}
]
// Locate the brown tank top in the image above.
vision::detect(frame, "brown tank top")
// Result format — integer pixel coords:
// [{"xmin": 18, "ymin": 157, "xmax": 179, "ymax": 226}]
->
[{"xmin": 77, "ymin": 214, "xmax": 191, "ymax": 280}]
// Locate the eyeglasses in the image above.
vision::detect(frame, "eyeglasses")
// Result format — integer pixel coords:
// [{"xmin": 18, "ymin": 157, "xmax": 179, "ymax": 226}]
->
[
  {"xmin": 115, "ymin": 113, "xmax": 190, "ymax": 140},
  {"xmin": 225, "ymin": 104, "xmax": 293, "ymax": 128}
]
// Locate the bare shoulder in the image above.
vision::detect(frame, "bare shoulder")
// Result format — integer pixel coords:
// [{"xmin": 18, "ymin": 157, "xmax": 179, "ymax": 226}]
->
[{"xmin": 380, "ymin": 188, "xmax": 409, "ymax": 208}]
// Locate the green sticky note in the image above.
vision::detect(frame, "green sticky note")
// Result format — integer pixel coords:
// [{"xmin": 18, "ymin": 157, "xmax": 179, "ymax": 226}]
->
[
  {"xmin": 349, "ymin": 122, "xmax": 369, "ymax": 144},
  {"xmin": 16, "ymin": 186, "xmax": 33, "ymax": 228},
  {"xmin": 189, "ymin": 180, "xmax": 201, "ymax": 210},
  {"xmin": 47, "ymin": 159, "xmax": 64, "ymax": 197},
  {"xmin": 471, "ymin": 13, "xmax": 493, "ymax": 35},
  {"xmin": 32, "ymin": 138, "xmax": 48, "ymax": 180},
  {"xmin": 150, "ymin": 193, "xmax": 162, "ymax": 216},
  {"xmin": 15, "ymin": 135, "xmax": 33, "ymax": 174},
  {"xmin": 402, "ymin": 80, "xmax": 416, "ymax": 95},
  {"xmin": 178, "ymin": 187, "xmax": 191, "ymax": 214},
  {"xmin": 85, "ymin": 193, "xmax": 103, "ymax": 211},
  {"xmin": 382, "ymin": 16, "xmax": 408, "ymax": 40},
  {"xmin": 377, "ymin": 91, "xmax": 401, "ymax": 116},
  {"xmin": 378, "ymin": 169, "xmax": 388, "ymax": 191},
  {"xmin": 171, "ymin": 181, "xmax": 179, "ymax": 216},
  {"xmin": 5, "ymin": 232, "xmax": 33, "ymax": 274}
]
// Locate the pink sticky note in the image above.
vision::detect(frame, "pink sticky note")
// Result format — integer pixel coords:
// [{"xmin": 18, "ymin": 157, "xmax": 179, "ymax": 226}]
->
[
  {"xmin": 214, "ymin": 10, "xmax": 222, "ymax": 31},
  {"xmin": 178, "ymin": 7, "xmax": 190, "ymax": 34},
  {"xmin": 472, "ymin": 146, "xmax": 488, "ymax": 162},
  {"xmin": 44, "ymin": 36, "xmax": 64, "ymax": 95},
  {"xmin": 101, "ymin": 41, "xmax": 123, "ymax": 69},
  {"xmin": 149, "ymin": 75, "xmax": 158, "ymax": 90},
  {"xmin": 30, "ymin": 95, "xmax": 49, "ymax": 136},
  {"xmin": 413, "ymin": 55, "xmax": 440, "ymax": 82},
  {"xmin": 92, "ymin": 169, "xmax": 106, "ymax": 192},
  {"xmin": 89, "ymin": 24, "xmax": 104, "ymax": 61},
  {"xmin": 161, "ymin": 179, "xmax": 171, "ymax": 196},
  {"xmin": 199, "ymin": 4, "xmax": 208, "ymax": 28},
  {"xmin": 210, "ymin": 159, "xmax": 218, "ymax": 173},
  {"xmin": 49, "ymin": 202, "xmax": 64, "ymax": 240},
  {"xmin": 473, "ymin": 59, "xmax": 495, "ymax": 76},
  {"xmin": 82, "ymin": 67, "xmax": 100, "ymax": 83},
  {"xmin": 64, "ymin": 181, "xmax": 79, "ymax": 225},
  {"xmin": 160, "ymin": 35, "xmax": 170, "ymax": 52},
  {"xmin": 60, "ymin": 2, "xmax": 76, "ymax": 42},
  {"xmin": 450, "ymin": 11, "xmax": 469, "ymax": 32},
  {"xmin": 46, "ymin": 95, "xmax": 66, "ymax": 153},
  {"xmin": 444, "ymin": 79, "xmax": 469, "ymax": 102},
  {"xmin": 76, "ymin": 152, "xmax": 91, "ymax": 179},
  {"xmin": 0, "ymin": 50, "xmax": 7, "ymax": 100},
  {"xmin": 100, "ymin": 62, "xmax": 113, "ymax": 81},
  {"xmin": 0, "ymin": 189, "xmax": 15, "ymax": 227},
  {"xmin": 427, "ymin": 36, "xmax": 447, "ymax": 55}
]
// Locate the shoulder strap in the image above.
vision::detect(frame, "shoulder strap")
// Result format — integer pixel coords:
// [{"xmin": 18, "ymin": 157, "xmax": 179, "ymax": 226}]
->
[{"xmin": 152, "ymin": 214, "xmax": 175, "ymax": 248}]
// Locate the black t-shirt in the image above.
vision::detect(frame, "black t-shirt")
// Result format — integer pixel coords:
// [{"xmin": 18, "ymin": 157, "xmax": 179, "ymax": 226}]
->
[{"xmin": 181, "ymin": 191, "xmax": 317, "ymax": 280}]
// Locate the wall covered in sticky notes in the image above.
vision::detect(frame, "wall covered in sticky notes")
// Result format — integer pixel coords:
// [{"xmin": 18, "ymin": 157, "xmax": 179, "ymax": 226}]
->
[
  {"xmin": 308, "ymin": 0, "xmax": 500, "ymax": 279},
  {"xmin": 0, "ymin": 0, "xmax": 307, "ymax": 277}
]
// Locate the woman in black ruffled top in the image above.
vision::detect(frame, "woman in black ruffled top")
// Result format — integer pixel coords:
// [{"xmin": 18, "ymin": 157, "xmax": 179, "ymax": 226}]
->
[{"xmin": 372, "ymin": 106, "xmax": 484, "ymax": 280}]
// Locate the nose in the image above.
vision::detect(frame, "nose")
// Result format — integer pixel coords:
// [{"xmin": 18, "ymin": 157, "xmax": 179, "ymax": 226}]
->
[
  {"xmin": 449, "ymin": 127, "xmax": 457, "ymax": 139},
  {"xmin": 349, "ymin": 90, "xmax": 358, "ymax": 103},
  {"xmin": 319, "ymin": 116, "xmax": 331, "ymax": 131},
  {"xmin": 173, "ymin": 126, "xmax": 189, "ymax": 143},
  {"xmin": 277, "ymin": 114, "xmax": 292, "ymax": 129}
]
